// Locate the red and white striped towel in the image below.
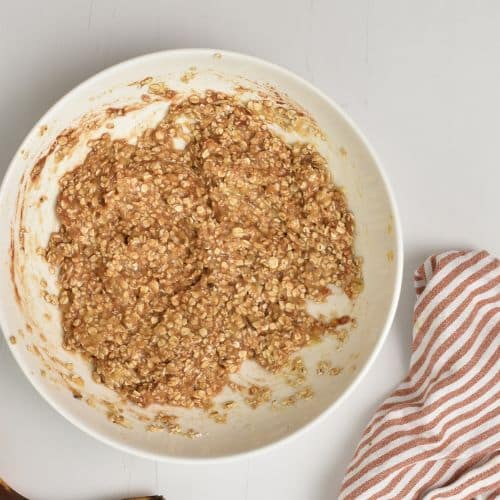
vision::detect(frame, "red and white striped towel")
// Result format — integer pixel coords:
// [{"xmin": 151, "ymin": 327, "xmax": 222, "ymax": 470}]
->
[{"xmin": 340, "ymin": 250, "xmax": 500, "ymax": 499}]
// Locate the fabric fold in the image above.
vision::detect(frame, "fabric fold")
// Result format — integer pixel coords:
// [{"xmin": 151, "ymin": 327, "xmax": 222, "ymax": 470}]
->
[{"xmin": 340, "ymin": 250, "xmax": 500, "ymax": 500}]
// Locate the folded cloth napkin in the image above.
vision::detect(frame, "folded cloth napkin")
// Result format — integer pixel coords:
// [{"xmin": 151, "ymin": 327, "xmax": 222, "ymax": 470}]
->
[{"xmin": 340, "ymin": 250, "xmax": 500, "ymax": 500}]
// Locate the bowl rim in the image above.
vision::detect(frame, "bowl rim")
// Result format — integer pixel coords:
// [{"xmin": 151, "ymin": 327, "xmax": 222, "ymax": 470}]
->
[{"xmin": 0, "ymin": 48, "xmax": 403, "ymax": 463}]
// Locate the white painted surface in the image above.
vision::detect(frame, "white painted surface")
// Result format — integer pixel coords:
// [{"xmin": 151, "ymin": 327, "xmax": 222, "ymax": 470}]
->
[{"xmin": 0, "ymin": 1, "xmax": 499, "ymax": 499}]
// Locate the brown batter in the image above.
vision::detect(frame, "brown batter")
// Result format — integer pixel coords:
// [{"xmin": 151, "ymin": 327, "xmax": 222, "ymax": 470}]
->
[{"xmin": 45, "ymin": 91, "xmax": 362, "ymax": 409}]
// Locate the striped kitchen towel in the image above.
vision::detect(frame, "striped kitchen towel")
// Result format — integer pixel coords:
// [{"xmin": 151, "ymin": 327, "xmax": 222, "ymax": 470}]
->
[{"xmin": 340, "ymin": 250, "xmax": 500, "ymax": 499}]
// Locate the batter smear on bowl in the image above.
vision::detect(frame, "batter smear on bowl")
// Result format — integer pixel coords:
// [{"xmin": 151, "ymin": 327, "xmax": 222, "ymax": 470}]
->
[{"xmin": 45, "ymin": 91, "xmax": 362, "ymax": 409}]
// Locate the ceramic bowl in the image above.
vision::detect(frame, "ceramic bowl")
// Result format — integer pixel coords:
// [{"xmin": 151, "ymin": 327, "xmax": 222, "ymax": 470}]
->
[{"xmin": 0, "ymin": 49, "xmax": 402, "ymax": 461}]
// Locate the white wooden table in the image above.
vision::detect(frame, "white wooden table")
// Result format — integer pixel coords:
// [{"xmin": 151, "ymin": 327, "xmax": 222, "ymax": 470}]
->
[{"xmin": 1, "ymin": 1, "xmax": 499, "ymax": 499}]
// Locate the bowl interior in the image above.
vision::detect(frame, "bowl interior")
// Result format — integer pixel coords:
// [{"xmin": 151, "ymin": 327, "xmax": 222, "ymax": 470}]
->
[{"xmin": 0, "ymin": 50, "xmax": 401, "ymax": 460}]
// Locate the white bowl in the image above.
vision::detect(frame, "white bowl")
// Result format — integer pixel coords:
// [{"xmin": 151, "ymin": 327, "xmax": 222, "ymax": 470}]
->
[{"xmin": 0, "ymin": 49, "xmax": 402, "ymax": 462}]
